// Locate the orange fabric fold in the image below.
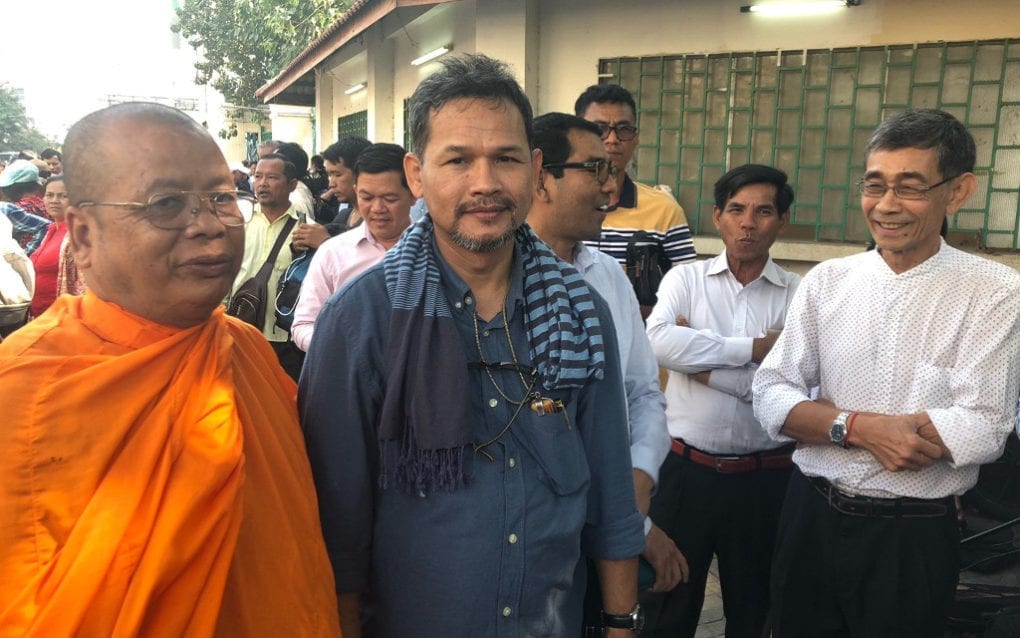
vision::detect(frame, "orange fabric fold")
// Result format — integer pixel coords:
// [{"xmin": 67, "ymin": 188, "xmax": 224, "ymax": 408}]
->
[{"xmin": 0, "ymin": 293, "xmax": 341, "ymax": 637}]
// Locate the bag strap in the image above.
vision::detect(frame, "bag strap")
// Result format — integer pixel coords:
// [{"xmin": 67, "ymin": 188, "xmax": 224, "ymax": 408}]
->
[{"xmin": 253, "ymin": 216, "xmax": 296, "ymax": 282}]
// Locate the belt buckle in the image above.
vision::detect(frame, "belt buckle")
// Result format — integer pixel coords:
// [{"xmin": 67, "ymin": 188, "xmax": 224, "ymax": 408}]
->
[{"xmin": 715, "ymin": 455, "xmax": 743, "ymax": 472}]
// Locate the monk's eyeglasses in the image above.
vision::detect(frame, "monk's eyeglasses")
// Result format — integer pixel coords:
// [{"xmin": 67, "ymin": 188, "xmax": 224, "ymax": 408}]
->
[{"xmin": 76, "ymin": 190, "xmax": 255, "ymax": 230}]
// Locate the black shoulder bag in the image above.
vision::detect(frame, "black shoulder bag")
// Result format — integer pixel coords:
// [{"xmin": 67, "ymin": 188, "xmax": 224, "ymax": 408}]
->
[
  {"xmin": 226, "ymin": 217, "xmax": 296, "ymax": 328},
  {"xmin": 625, "ymin": 230, "xmax": 672, "ymax": 307}
]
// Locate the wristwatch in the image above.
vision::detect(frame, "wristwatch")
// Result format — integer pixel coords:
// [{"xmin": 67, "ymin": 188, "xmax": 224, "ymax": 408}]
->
[
  {"xmin": 829, "ymin": 411, "xmax": 850, "ymax": 448},
  {"xmin": 603, "ymin": 603, "xmax": 644, "ymax": 632}
]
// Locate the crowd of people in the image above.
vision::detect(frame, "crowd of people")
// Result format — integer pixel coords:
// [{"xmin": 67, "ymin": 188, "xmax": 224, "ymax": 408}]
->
[{"xmin": 0, "ymin": 52, "xmax": 1018, "ymax": 638}]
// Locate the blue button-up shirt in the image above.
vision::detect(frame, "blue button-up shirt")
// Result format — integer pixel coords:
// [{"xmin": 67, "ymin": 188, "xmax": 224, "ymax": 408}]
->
[
  {"xmin": 300, "ymin": 242, "xmax": 644, "ymax": 638},
  {"xmin": 0, "ymin": 202, "xmax": 51, "ymax": 255}
]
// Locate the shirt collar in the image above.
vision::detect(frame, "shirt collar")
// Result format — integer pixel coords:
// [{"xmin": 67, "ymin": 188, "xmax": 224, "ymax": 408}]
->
[
  {"xmin": 605, "ymin": 173, "xmax": 637, "ymax": 211},
  {"xmin": 358, "ymin": 221, "xmax": 380, "ymax": 246},
  {"xmin": 572, "ymin": 242, "xmax": 596, "ymax": 274},
  {"xmin": 254, "ymin": 203, "xmax": 298, "ymax": 223},
  {"xmin": 434, "ymin": 234, "xmax": 526, "ymax": 320},
  {"xmin": 871, "ymin": 238, "xmax": 948, "ymax": 277},
  {"xmin": 708, "ymin": 250, "xmax": 790, "ymax": 288}
]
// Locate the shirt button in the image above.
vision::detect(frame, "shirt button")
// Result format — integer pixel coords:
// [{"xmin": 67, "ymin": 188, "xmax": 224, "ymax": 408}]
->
[
  {"xmin": 489, "ymin": 398, "xmax": 499, "ymax": 408},
  {"xmin": 508, "ymin": 457, "xmax": 516, "ymax": 468},
  {"xmin": 502, "ymin": 606, "xmax": 512, "ymax": 617},
  {"xmin": 454, "ymin": 301, "xmax": 463, "ymax": 309},
  {"xmin": 508, "ymin": 533, "xmax": 518, "ymax": 544},
  {"xmin": 483, "ymin": 330, "xmax": 490, "ymax": 337},
  {"xmin": 465, "ymin": 296, "xmax": 474, "ymax": 306}
]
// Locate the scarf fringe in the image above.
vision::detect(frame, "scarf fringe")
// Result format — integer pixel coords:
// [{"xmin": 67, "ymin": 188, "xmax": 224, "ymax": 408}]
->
[{"xmin": 380, "ymin": 420, "xmax": 466, "ymax": 494}]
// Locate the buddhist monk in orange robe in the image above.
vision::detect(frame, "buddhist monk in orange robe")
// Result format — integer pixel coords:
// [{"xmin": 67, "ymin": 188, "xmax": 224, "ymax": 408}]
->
[{"xmin": 0, "ymin": 102, "xmax": 342, "ymax": 637}]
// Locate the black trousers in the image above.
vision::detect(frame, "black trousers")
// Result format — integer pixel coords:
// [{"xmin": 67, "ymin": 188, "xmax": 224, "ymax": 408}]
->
[
  {"xmin": 640, "ymin": 450, "xmax": 791, "ymax": 638},
  {"xmin": 271, "ymin": 339, "xmax": 305, "ymax": 382},
  {"xmin": 769, "ymin": 467, "xmax": 960, "ymax": 638}
]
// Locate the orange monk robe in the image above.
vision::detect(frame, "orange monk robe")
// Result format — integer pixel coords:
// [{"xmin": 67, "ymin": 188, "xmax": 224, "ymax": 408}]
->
[{"xmin": 0, "ymin": 292, "xmax": 342, "ymax": 637}]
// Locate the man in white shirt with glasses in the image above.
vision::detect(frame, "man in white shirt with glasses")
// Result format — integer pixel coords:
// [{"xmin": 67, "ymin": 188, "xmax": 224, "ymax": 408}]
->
[{"xmin": 753, "ymin": 108, "xmax": 1020, "ymax": 637}]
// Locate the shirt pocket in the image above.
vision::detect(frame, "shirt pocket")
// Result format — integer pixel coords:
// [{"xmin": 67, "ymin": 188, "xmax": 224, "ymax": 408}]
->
[{"xmin": 514, "ymin": 388, "xmax": 591, "ymax": 495}]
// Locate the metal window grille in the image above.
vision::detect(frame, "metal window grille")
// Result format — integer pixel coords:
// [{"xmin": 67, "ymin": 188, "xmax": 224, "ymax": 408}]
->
[
  {"xmin": 600, "ymin": 39, "xmax": 1020, "ymax": 249},
  {"xmin": 337, "ymin": 110, "xmax": 368, "ymax": 140}
]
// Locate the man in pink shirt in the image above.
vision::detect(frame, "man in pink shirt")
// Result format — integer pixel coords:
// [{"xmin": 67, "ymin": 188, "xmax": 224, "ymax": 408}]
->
[{"xmin": 291, "ymin": 143, "xmax": 415, "ymax": 351}]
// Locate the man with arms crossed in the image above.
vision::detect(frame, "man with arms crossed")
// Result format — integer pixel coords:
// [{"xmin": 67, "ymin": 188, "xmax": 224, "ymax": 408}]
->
[
  {"xmin": 753, "ymin": 108, "xmax": 1020, "ymax": 637},
  {"xmin": 0, "ymin": 102, "xmax": 340, "ymax": 636},
  {"xmin": 291, "ymin": 142, "xmax": 415, "ymax": 351},
  {"xmin": 301, "ymin": 55, "xmax": 644, "ymax": 637},
  {"xmin": 644, "ymin": 164, "xmax": 799, "ymax": 637}
]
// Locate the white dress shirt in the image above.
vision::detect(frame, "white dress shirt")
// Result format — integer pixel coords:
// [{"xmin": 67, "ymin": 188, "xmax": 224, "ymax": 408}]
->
[
  {"xmin": 290, "ymin": 181, "xmax": 315, "ymax": 220},
  {"xmin": 647, "ymin": 252, "xmax": 800, "ymax": 454},
  {"xmin": 574, "ymin": 244, "xmax": 670, "ymax": 486},
  {"xmin": 753, "ymin": 242, "xmax": 1020, "ymax": 499}
]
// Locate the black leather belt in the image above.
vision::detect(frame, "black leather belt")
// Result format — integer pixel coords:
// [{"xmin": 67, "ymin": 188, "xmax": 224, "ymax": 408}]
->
[
  {"xmin": 808, "ymin": 475, "xmax": 952, "ymax": 519},
  {"xmin": 671, "ymin": 439, "xmax": 795, "ymax": 473}
]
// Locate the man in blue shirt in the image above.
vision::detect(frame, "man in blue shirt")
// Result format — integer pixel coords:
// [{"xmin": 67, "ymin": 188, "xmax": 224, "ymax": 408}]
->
[
  {"xmin": 300, "ymin": 55, "xmax": 645, "ymax": 637},
  {"xmin": 0, "ymin": 201, "xmax": 50, "ymax": 255}
]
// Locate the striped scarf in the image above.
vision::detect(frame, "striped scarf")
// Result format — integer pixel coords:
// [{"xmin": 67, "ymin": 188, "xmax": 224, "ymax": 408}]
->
[{"xmin": 377, "ymin": 216, "xmax": 605, "ymax": 493}]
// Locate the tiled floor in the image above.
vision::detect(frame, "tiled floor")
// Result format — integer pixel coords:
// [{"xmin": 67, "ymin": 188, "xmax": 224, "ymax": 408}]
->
[{"xmin": 694, "ymin": 559, "xmax": 725, "ymax": 637}]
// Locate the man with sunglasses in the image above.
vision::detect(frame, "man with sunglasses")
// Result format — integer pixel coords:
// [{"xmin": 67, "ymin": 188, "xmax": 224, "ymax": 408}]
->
[
  {"xmin": 528, "ymin": 112, "xmax": 688, "ymax": 632},
  {"xmin": 575, "ymin": 84, "xmax": 697, "ymax": 311},
  {"xmin": 753, "ymin": 108, "xmax": 1020, "ymax": 637},
  {"xmin": 0, "ymin": 102, "xmax": 341, "ymax": 636}
]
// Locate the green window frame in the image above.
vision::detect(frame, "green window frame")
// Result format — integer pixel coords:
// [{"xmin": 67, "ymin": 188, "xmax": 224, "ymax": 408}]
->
[
  {"xmin": 600, "ymin": 39, "xmax": 1020, "ymax": 249},
  {"xmin": 337, "ymin": 110, "xmax": 368, "ymax": 140}
]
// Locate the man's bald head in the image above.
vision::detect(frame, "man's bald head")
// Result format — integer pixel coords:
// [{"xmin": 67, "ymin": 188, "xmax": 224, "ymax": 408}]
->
[{"xmin": 63, "ymin": 102, "xmax": 213, "ymax": 205}]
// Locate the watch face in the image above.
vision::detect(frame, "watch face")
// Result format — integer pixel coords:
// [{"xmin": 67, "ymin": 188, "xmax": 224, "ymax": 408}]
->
[{"xmin": 830, "ymin": 421, "xmax": 847, "ymax": 445}]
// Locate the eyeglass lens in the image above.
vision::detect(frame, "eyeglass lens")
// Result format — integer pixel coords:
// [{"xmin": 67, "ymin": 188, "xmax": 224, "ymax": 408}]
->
[
  {"xmin": 598, "ymin": 124, "xmax": 637, "ymax": 141},
  {"xmin": 148, "ymin": 192, "xmax": 253, "ymax": 229}
]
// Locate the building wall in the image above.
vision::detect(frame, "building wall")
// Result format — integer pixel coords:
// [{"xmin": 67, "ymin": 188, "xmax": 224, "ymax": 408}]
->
[
  {"xmin": 534, "ymin": 0, "xmax": 1020, "ymax": 114},
  {"xmin": 306, "ymin": 0, "xmax": 1020, "ymax": 268}
]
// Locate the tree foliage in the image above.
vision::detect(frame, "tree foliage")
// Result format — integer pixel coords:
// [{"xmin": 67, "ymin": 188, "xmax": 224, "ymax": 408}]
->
[
  {"xmin": 0, "ymin": 85, "xmax": 58, "ymax": 152},
  {"xmin": 172, "ymin": 0, "xmax": 353, "ymax": 107}
]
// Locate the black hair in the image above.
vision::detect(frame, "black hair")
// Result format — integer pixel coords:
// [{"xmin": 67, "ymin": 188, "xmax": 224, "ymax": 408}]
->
[
  {"xmin": 274, "ymin": 142, "xmax": 309, "ymax": 179},
  {"xmin": 322, "ymin": 137, "xmax": 371, "ymax": 169},
  {"xmin": 713, "ymin": 164, "xmax": 795, "ymax": 215},
  {"xmin": 40, "ymin": 148, "xmax": 62, "ymax": 161},
  {"xmin": 573, "ymin": 84, "xmax": 637, "ymax": 121},
  {"xmin": 1, "ymin": 181, "xmax": 42, "ymax": 200},
  {"xmin": 866, "ymin": 108, "xmax": 976, "ymax": 178},
  {"xmin": 258, "ymin": 152, "xmax": 299, "ymax": 181},
  {"xmin": 354, "ymin": 143, "xmax": 410, "ymax": 190},
  {"xmin": 407, "ymin": 53, "xmax": 534, "ymax": 157},
  {"xmin": 533, "ymin": 113, "xmax": 603, "ymax": 178}
]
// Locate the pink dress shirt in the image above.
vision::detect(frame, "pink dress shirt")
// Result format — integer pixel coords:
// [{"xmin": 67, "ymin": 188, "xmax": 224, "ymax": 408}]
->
[{"xmin": 291, "ymin": 223, "xmax": 388, "ymax": 351}]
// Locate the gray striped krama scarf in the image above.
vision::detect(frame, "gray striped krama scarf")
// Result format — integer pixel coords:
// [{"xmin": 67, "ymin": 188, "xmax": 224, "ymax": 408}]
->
[{"xmin": 377, "ymin": 215, "xmax": 605, "ymax": 494}]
